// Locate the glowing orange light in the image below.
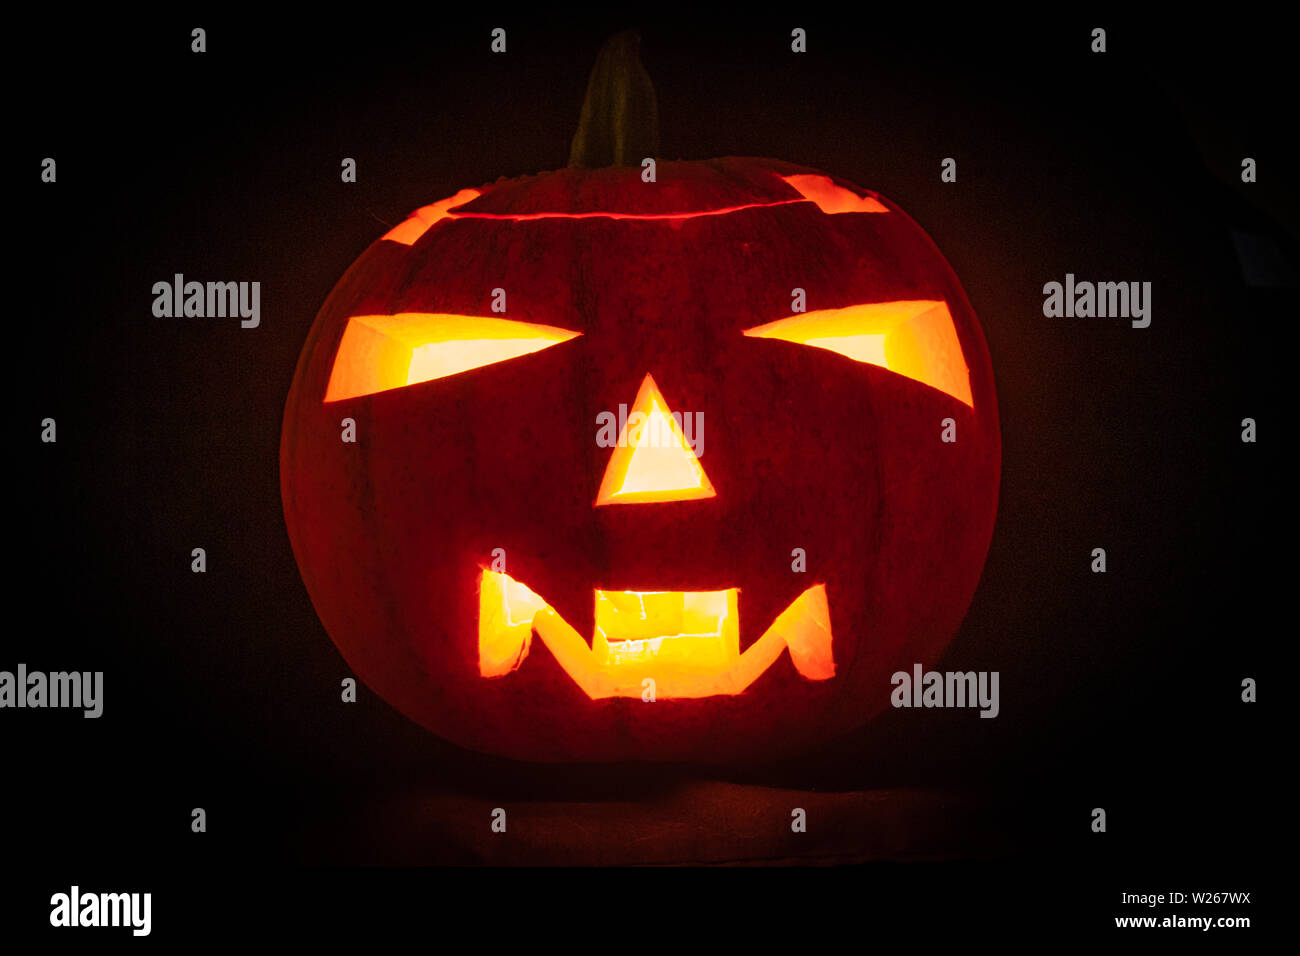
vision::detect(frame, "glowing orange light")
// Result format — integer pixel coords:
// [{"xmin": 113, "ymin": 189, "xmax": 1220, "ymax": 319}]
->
[
  {"xmin": 594, "ymin": 374, "xmax": 715, "ymax": 506},
  {"xmin": 478, "ymin": 570, "xmax": 548, "ymax": 677},
  {"xmin": 478, "ymin": 570, "xmax": 834, "ymax": 698},
  {"xmin": 780, "ymin": 174, "xmax": 889, "ymax": 213},
  {"xmin": 596, "ymin": 589, "xmax": 737, "ymax": 660},
  {"xmin": 324, "ymin": 313, "xmax": 580, "ymax": 402},
  {"xmin": 743, "ymin": 301, "xmax": 973, "ymax": 407},
  {"xmin": 382, "ymin": 188, "xmax": 482, "ymax": 245}
]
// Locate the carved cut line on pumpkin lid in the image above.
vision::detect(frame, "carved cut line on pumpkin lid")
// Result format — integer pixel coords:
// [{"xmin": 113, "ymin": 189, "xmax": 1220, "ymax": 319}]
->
[
  {"xmin": 380, "ymin": 175, "xmax": 887, "ymax": 244},
  {"xmin": 323, "ymin": 313, "xmax": 580, "ymax": 402},
  {"xmin": 779, "ymin": 174, "xmax": 889, "ymax": 213},
  {"xmin": 382, "ymin": 188, "xmax": 483, "ymax": 245},
  {"xmin": 478, "ymin": 569, "xmax": 834, "ymax": 699},
  {"xmin": 743, "ymin": 300, "xmax": 973, "ymax": 407}
]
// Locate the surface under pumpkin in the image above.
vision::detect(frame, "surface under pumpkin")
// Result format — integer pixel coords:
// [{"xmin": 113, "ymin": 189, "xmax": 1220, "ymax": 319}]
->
[{"xmin": 280, "ymin": 156, "xmax": 1000, "ymax": 762}]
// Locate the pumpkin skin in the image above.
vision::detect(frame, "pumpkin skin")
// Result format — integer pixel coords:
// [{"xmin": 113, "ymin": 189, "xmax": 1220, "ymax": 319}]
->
[{"xmin": 280, "ymin": 156, "xmax": 1000, "ymax": 763}]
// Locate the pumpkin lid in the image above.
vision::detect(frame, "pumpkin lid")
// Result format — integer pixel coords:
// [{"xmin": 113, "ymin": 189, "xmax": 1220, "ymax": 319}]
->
[{"xmin": 451, "ymin": 157, "xmax": 860, "ymax": 218}]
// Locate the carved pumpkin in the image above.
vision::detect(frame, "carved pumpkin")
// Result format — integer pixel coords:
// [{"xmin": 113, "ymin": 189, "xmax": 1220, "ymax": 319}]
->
[{"xmin": 280, "ymin": 35, "xmax": 999, "ymax": 762}]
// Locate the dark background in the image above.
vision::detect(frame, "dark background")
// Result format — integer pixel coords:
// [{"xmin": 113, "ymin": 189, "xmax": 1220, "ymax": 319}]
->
[{"xmin": 8, "ymin": 9, "xmax": 1287, "ymax": 938}]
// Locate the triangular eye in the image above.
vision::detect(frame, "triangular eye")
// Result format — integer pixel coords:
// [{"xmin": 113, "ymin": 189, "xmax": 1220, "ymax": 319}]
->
[
  {"xmin": 743, "ymin": 300, "xmax": 973, "ymax": 407},
  {"xmin": 324, "ymin": 313, "xmax": 580, "ymax": 402}
]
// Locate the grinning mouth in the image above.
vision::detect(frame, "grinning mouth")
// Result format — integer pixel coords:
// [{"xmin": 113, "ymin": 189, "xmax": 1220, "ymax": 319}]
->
[{"xmin": 478, "ymin": 570, "xmax": 835, "ymax": 699}]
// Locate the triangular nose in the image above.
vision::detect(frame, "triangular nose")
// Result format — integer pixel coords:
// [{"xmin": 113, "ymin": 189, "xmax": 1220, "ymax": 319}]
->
[{"xmin": 595, "ymin": 374, "xmax": 714, "ymax": 506}]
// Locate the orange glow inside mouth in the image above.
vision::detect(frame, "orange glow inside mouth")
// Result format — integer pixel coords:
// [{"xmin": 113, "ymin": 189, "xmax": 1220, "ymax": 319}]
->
[
  {"xmin": 595, "ymin": 588, "xmax": 739, "ymax": 672},
  {"xmin": 478, "ymin": 570, "xmax": 834, "ymax": 699}
]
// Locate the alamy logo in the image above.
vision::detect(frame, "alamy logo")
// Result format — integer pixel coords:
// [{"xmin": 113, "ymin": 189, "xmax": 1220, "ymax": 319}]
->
[
  {"xmin": 152, "ymin": 273, "xmax": 261, "ymax": 328},
  {"xmin": 596, "ymin": 404, "xmax": 704, "ymax": 457},
  {"xmin": 50, "ymin": 886, "xmax": 151, "ymax": 936},
  {"xmin": 1042, "ymin": 273, "xmax": 1151, "ymax": 328},
  {"xmin": 0, "ymin": 664, "xmax": 102, "ymax": 717},
  {"xmin": 891, "ymin": 664, "xmax": 999, "ymax": 718}
]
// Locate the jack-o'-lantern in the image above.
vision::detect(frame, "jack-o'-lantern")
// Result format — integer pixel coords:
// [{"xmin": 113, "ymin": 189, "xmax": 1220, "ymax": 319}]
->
[{"xmin": 280, "ymin": 33, "xmax": 1000, "ymax": 762}]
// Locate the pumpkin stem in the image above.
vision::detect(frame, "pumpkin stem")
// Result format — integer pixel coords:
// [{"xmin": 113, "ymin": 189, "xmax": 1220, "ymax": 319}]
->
[{"xmin": 568, "ymin": 30, "xmax": 659, "ymax": 168}]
